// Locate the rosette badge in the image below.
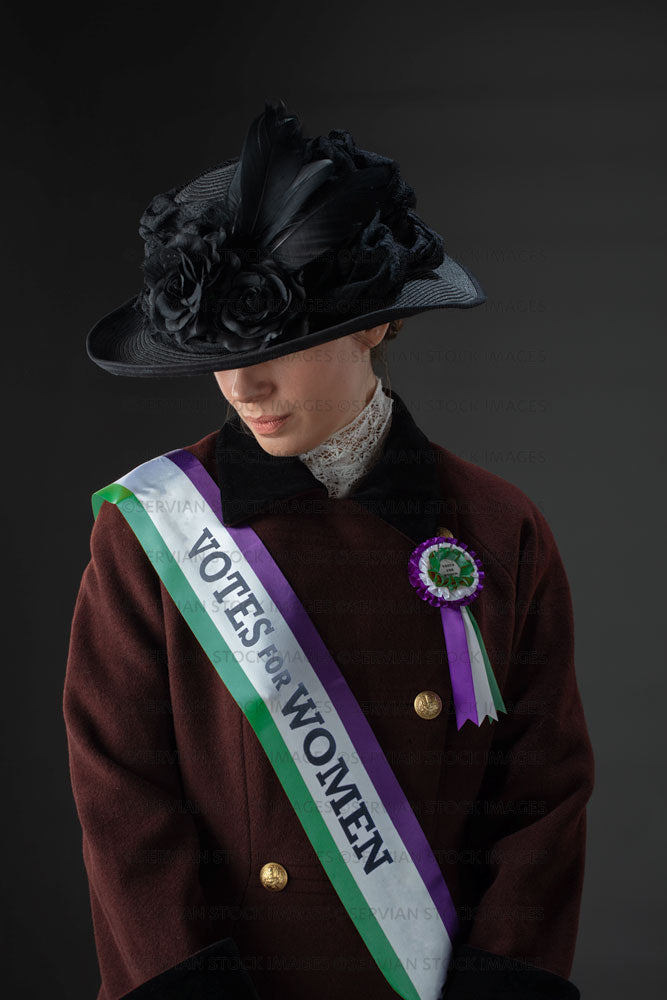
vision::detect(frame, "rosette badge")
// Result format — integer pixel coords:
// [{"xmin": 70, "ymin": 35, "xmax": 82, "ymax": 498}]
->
[
  {"xmin": 409, "ymin": 536, "xmax": 483, "ymax": 606},
  {"xmin": 408, "ymin": 535, "xmax": 507, "ymax": 730}
]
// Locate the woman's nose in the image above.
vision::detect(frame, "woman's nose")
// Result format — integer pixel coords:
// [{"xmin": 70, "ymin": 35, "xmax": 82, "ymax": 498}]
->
[{"xmin": 229, "ymin": 367, "xmax": 273, "ymax": 405}]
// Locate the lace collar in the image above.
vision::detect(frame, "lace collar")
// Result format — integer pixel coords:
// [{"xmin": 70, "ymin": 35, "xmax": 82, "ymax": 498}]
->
[{"xmin": 297, "ymin": 376, "xmax": 394, "ymax": 498}]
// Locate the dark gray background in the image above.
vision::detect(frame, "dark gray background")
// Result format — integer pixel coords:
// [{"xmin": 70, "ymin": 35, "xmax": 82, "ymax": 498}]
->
[{"xmin": 4, "ymin": 0, "xmax": 664, "ymax": 996}]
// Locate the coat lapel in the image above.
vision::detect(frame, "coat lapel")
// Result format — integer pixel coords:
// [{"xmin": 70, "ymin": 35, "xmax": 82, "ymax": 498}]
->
[{"xmin": 215, "ymin": 387, "xmax": 443, "ymax": 544}]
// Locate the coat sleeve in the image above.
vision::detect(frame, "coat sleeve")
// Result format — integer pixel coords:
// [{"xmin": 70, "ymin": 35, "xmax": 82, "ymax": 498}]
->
[
  {"xmin": 442, "ymin": 502, "xmax": 595, "ymax": 1000},
  {"xmin": 63, "ymin": 499, "xmax": 260, "ymax": 1000}
]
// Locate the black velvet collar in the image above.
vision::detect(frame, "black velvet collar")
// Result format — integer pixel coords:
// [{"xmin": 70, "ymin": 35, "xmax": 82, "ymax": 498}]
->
[{"xmin": 215, "ymin": 386, "xmax": 443, "ymax": 544}]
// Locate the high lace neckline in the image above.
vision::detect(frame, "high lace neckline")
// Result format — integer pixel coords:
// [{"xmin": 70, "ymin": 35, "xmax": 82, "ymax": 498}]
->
[{"xmin": 298, "ymin": 376, "xmax": 394, "ymax": 498}]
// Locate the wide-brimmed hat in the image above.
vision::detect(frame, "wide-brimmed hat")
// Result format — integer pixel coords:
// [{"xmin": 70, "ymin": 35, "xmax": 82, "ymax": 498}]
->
[{"xmin": 86, "ymin": 97, "xmax": 486, "ymax": 378}]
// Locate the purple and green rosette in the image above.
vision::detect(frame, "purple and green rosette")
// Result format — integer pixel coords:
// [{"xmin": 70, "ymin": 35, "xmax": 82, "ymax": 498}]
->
[{"xmin": 408, "ymin": 535, "xmax": 506, "ymax": 730}]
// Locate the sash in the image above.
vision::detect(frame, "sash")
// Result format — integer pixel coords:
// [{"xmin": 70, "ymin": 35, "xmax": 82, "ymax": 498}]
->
[{"xmin": 91, "ymin": 448, "xmax": 461, "ymax": 1000}]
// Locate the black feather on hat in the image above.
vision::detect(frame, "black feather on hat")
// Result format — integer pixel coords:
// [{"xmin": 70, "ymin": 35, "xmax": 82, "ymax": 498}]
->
[{"xmin": 86, "ymin": 97, "xmax": 486, "ymax": 377}]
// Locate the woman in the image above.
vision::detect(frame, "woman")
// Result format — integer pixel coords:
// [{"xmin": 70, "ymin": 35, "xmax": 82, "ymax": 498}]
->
[{"xmin": 64, "ymin": 98, "xmax": 594, "ymax": 1000}]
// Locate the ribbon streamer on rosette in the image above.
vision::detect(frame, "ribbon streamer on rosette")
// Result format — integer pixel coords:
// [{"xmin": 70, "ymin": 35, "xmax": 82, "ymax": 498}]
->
[{"xmin": 408, "ymin": 534, "xmax": 507, "ymax": 730}]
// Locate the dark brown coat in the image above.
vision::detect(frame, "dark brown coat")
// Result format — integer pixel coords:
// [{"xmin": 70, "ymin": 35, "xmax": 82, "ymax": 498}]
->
[{"xmin": 63, "ymin": 388, "xmax": 594, "ymax": 999}]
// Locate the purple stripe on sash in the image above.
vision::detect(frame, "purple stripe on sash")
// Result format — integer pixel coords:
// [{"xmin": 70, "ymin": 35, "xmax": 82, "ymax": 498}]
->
[{"xmin": 166, "ymin": 447, "xmax": 459, "ymax": 939}]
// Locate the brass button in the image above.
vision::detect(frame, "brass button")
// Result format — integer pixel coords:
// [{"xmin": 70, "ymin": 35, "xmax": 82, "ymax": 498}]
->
[
  {"xmin": 259, "ymin": 861, "xmax": 288, "ymax": 891},
  {"xmin": 414, "ymin": 690, "xmax": 443, "ymax": 719},
  {"xmin": 437, "ymin": 526, "xmax": 454, "ymax": 538}
]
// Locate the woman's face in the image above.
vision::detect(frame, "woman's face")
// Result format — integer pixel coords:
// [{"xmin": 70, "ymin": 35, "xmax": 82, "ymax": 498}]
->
[{"xmin": 213, "ymin": 325, "xmax": 389, "ymax": 456}]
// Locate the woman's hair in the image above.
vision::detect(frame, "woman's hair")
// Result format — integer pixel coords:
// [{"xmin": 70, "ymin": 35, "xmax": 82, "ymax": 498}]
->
[
  {"xmin": 223, "ymin": 319, "xmax": 404, "ymax": 432},
  {"xmin": 353, "ymin": 317, "xmax": 403, "ymax": 399},
  {"xmin": 382, "ymin": 317, "xmax": 404, "ymax": 344}
]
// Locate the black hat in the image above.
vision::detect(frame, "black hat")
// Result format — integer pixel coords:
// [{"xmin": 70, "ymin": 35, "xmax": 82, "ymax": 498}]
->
[{"xmin": 86, "ymin": 97, "xmax": 486, "ymax": 378}]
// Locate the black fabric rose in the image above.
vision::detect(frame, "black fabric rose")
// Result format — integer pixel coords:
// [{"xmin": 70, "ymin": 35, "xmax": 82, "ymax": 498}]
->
[
  {"xmin": 139, "ymin": 232, "xmax": 224, "ymax": 346},
  {"xmin": 201, "ymin": 252, "xmax": 308, "ymax": 352}
]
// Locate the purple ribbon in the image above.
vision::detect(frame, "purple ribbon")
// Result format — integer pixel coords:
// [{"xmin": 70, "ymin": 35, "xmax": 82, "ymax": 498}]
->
[{"xmin": 440, "ymin": 606, "xmax": 478, "ymax": 730}]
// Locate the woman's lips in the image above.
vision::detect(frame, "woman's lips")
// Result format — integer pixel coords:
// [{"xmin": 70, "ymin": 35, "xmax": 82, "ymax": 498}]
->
[{"xmin": 245, "ymin": 412, "xmax": 291, "ymax": 434}]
